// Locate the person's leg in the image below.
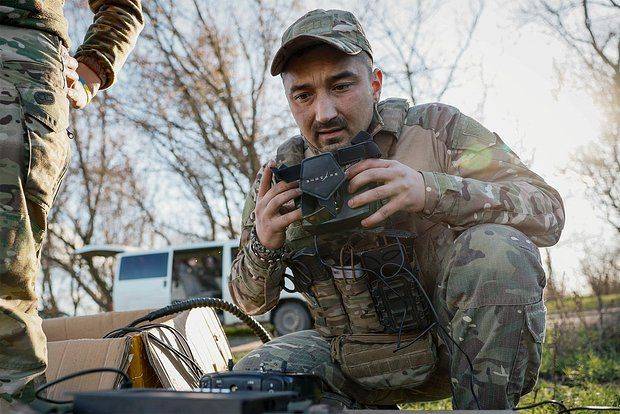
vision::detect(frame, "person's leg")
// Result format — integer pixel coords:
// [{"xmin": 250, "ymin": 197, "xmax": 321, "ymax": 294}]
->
[
  {"xmin": 0, "ymin": 26, "xmax": 70, "ymax": 403},
  {"xmin": 435, "ymin": 224, "xmax": 546, "ymax": 409},
  {"xmin": 234, "ymin": 330, "xmax": 365, "ymax": 406}
]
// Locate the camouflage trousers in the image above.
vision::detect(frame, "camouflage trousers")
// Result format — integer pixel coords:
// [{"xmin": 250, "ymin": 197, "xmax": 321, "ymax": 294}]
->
[
  {"xmin": 0, "ymin": 26, "xmax": 70, "ymax": 400},
  {"xmin": 235, "ymin": 224, "xmax": 547, "ymax": 409}
]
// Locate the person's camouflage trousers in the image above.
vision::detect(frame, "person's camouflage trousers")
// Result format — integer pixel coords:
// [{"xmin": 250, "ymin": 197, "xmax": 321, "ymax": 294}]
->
[
  {"xmin": 235, "ymin": 223, "xmax": 546, "ymax": 409},
  {"xmin": 0, "ymin": 25, "xmax": 70, "ymax": 401}
]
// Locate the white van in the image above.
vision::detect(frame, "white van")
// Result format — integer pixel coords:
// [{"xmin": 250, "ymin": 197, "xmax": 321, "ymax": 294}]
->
[{"xmin": 75, "ymin": 241, "xmax": 312, "ymax": 336}]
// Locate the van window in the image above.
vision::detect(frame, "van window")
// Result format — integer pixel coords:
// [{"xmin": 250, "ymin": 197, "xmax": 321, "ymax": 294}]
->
[
  {"xmin": 172, "ymin": 248, "xmax": 223, "ymax": 301},
  {"xmin": 119, "ymin": 253, "xmax": 169, "ymax": 280}
]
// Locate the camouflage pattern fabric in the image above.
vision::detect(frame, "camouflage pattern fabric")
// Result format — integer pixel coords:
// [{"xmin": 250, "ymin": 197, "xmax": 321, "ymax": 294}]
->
[
  {"xmin": 434, "ymin": 223, "xmax": 546, "ymax": 409},
  {"xmin": 0, "ymin": 0, "xmax": 144, "ymax": 89},
  {"xmin": 235, "ymin": 223, "xmax": 546, "ymax": 408},
  {"xmin": 230, "ymin": 100, "xmax": 563, "ymax": 408},
  {"xmin": 271, "ymin": 9, "xmax": 373, "ymax": 76},
  {"xmin": 411, "ymin": 104, "xmax": 565, "ymax": 247},
  {"xmin": 0, "ymin": 26, "xmax": 70, "ymax": 402}
]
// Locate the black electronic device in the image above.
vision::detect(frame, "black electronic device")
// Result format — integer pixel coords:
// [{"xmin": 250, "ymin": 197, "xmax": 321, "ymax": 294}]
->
[
  {"xmin": 271, "ymin": 131, "xmax": 383, "ymax": 235},
  {"xmin": 199, "ymin": 369, "xmax": 323, "ymax": 404},
  {"xmin": 71, "ymin": 389, "xmax": 298, "ymax": 414}
]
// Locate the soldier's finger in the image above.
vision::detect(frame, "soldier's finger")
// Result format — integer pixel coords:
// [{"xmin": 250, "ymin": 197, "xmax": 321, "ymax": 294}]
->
[
  {"xmin": 345, "ymin": 158, "xmax": 392, "ymax": 179},
  {"xmin": 64, "ymin": 55, "xmax": 79, "ymax": 70},
  {"xmin": 275, "ymin": 208, "xmax": 302, "ymax": 228},
  {"xmin": 265, "ymin": 187, "xmax": 302, "ymax": 217},
  {"xmin": 263, "ymin": 179, "xmax": 298, "ymax": 202},
  {"xmin": 257, "ymin": 162, "xmax": 275, "ymax": 199},
  {"xmin": 278, "ymin": 199, "xmax": 297, "ymax": 215},
  {"xmin": 65, "ymin": 68, "xmax": 79, "ymax": 85},
  {"xmin": 348, "ymin": 183, "xmax": 397, "ymax": 209},
  {"xmin": 347, "ymin": 167, "xmax": 393, "ymax": 193},
  {"xmin": 67, "ymin": 83, "xmax": 87, "ymax": 109},
  {"xmin": 361, "ymin": 199, "xmax": 400, "ymax": 228}
]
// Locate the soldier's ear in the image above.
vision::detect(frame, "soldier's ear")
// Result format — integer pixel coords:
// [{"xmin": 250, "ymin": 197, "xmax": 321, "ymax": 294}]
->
[{"xmin": 371, "ymin": 69, "xmax": 382, "ymax": 103}]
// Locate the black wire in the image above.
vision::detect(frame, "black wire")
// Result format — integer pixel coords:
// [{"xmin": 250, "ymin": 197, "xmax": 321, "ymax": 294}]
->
[
  {"xmin": 393, "ymin": 321, "xmax": 437, "ymax": 352},
  {"xmin": 319, "ymin": 234, "xmax": 410, "ymax": 349},
  {"xmin": 514, "ymin": 400, "xmax": 620, "ymax": 413},
  {"xmin": 35, "ymin": 367, "xmax": 131, "ymax": 404},
  {"xmin": 137, "ymin": 323, "xmax": 197, "ymax": 362},
  {"xmin": 127, "ymin": 297, "xmax": 271, "ymax": 344},
  {"xmin": 105, "ymin": 322, "xmax": 197, "ymax": 366},
  {"xmin": 314, "ymin": 233, "xmax": 481, "ymax": 408},
  {"xmin": 104, "ymin": 325, "xmax": 204, "ymax": 381},
  {"xmin": 558, "ymin": 407, "xmax": 620, "ymax": 413},
  {"xmin": 385, "ymin": 240, "xmax": 482, "ymax": 410},
  {"xmin": 515, "ymin": 400, "xmax": 569, "ymax": 411}
]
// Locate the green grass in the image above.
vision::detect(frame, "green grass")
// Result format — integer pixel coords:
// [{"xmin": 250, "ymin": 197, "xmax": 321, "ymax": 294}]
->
[
  {"xmin": 546, "ymin": 293, "xmax": 620, "ymax": 313},
  {"xmin": 518, "ymin": 380, "xmax": 620, "ymax": 413},
  {"xmin": 224, "ymin": 323, "xmax": 274, "ymax": 337},
  {"xmin": 401, "ymin": 381, "xmax": 620, "ymax": 411}
]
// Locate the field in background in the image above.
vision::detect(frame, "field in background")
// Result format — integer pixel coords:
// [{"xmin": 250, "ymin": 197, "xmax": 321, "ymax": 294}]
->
[{"xmin": 546, "ymin": 293, "xmax": 620, "ymax": 313}]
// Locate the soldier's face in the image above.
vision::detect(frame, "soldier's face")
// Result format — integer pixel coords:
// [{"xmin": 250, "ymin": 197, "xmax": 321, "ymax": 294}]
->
[{"xmin": 282, "ymin": 46, "xmax": 382, "ymax": 152}]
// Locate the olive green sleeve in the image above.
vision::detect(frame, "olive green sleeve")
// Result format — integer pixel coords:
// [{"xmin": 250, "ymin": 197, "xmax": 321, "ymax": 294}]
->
[
  {"xmin": 229, "ymin": 168, "xmax": 286, "ymax": 315},
  {"xmin": 74, "ymin": 0, "xmax": 144, "ymax": 89}
]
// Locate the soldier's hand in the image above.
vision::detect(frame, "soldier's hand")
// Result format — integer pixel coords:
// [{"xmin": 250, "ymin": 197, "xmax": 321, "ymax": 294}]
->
[
  {"xmin": 254, "ymin": 161, "xmax": 302, "ymax": 250},
  {"xmin": 62, "ymin": 49, "xmax": 100, "ymax": 109},
  {"xmin": 346, "ymin": 159, "xmax": 425, "ymax": 228}
]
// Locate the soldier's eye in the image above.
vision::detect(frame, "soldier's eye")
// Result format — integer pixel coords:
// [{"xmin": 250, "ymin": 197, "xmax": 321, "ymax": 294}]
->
[
  {"xmin": 333, "ymin": 83, "xmax": 353, "ymax": 91},
  {"xmin": 294, "ymin": 92, "xmax": 311, "ymax": 102}
]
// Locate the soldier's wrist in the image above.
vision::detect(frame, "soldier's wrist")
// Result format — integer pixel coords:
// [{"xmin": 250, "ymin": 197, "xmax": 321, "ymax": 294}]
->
[{"xmin": 250, "ymin": 227, "xmax": 284, "ymax": 264}]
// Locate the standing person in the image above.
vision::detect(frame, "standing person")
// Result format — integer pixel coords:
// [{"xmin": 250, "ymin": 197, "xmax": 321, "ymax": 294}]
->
[
  {"xmin": 229, "ymin": 9, "xmax": 565, "ymax": 409},
  {"xmin": 0, "ymin": 0, "xmax": 143, "ymax": 404}
]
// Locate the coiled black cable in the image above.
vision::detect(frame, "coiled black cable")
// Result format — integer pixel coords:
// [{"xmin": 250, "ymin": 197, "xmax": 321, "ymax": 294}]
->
[
  {"xmin": 35, "ymin": 367, "xmax": 132, "ymax": 404},
  {"xmin": 126, "ymin": 297, "xmax": 272, "ymax": 344}
]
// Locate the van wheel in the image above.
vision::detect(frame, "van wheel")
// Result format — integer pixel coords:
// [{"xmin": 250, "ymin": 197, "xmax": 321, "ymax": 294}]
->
[{"xmin": 273, "ymin": 302, "xmax": 311, "ymax": 336}]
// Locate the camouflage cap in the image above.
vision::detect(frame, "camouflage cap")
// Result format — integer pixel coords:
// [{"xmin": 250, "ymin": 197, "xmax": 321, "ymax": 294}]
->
[{"xmin": 271, "ymin": 9, "xmax": 372, "ymax": 76}]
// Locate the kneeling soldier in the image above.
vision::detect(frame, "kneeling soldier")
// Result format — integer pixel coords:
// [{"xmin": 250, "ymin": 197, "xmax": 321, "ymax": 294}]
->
[{"xmin": 229, "ymin": 9, "xmax": 564, "ymax": 410}]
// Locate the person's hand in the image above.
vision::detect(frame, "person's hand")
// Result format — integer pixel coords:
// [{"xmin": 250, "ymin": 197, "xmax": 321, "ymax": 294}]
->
[
  {"xmin": 254, "ymin": 161, "xmax": 302, "ymax": 249},
  {"xmin": 62, "ymin": 49, "xmax": 100, "ymax": 109},
  {"xmin": 346, "ymin": 159, "xmax": 426, "ymax": 228}
]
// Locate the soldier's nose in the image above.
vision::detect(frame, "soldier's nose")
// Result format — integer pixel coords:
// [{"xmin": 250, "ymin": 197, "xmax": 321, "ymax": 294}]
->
[{"xmin": 315, "ymin": 97, "xmax": 338, "ymax": 124}]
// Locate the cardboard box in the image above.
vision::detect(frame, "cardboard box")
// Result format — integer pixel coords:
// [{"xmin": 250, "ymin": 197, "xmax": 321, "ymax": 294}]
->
[{"xmin": 42, "ymin": 307, "xmax": 232, "ymax": 402}]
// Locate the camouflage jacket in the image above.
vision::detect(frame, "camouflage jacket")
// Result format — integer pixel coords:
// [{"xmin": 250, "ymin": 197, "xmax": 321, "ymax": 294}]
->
[
  {"xmin": 229, "ymin": 100, "xmax": 565, "ymax": 315},
  {"xmin": 0, "ymin": 0, "xmax": 144, "ymax": 89}
]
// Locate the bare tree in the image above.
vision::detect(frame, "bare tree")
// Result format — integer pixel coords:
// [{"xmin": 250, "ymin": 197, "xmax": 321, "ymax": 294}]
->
[
  {"xmin": 119, "ymin": 1, "xmax": 487, "ymax": 242},
  {"xmin": 579, "ymin": 244, "xmax": 620, "ymax": 341},
  {"xmin": 523, "ymin": 0, "xmax": 619, "ymax": 232},
  {"xmin": 366, "ymin": 0, "xmax": 485, "ymax": 104},
  {"xmin": 117, "ymin": 0, "xmax": 299, "ymax": 241},
  {"xmin": 522, "ymin": 1, "xmax": 619, "ymax": 341}
]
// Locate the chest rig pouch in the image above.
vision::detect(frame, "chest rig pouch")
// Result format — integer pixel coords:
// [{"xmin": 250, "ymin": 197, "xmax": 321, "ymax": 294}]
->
[{"xmin": 285, "ymin": 233, "xmax": 437, "ymax": 390}]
